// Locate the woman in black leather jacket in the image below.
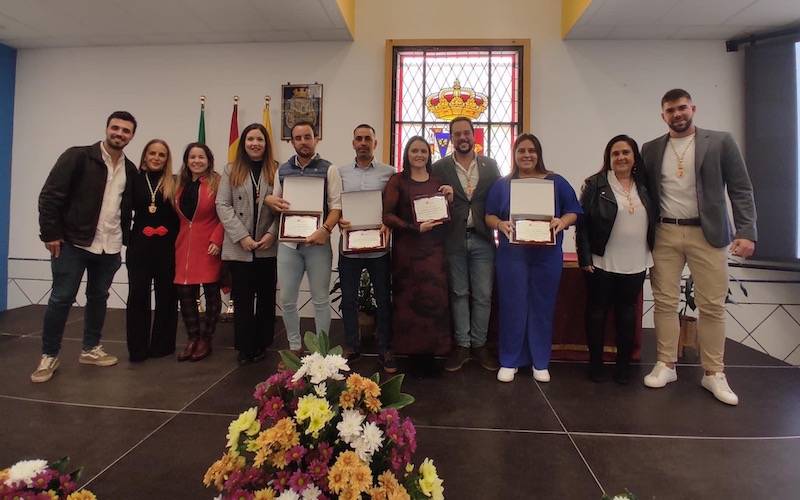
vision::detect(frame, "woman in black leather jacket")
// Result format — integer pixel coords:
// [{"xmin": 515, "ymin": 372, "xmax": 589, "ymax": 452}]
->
[{"xmin": 576, "ymin": 135, "xmax": 655, "ymax": 384}]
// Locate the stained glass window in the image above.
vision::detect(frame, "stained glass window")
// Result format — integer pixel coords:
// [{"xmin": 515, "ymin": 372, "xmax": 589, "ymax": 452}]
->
[{"xmin": 389, "ymin": 44, "xmax": 525, "ymax": 175}]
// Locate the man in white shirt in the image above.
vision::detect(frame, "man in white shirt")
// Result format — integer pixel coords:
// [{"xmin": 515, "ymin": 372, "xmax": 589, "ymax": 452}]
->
[
  {"xmin": 33, "ymin": 111, "xmax": 138, "ymax": 383},
  {"xmin": 641, "ymin": 89, "xmax": 757, "ymax": 405}
]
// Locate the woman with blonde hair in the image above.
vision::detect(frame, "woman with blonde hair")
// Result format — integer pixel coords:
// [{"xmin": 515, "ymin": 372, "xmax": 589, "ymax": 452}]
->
[
  {"xmin": 174, "ymin": 142, "xmax": 223, "ymax": 362},
  {"xmin": 126, "ymin": 139, "xmax": 179, "ymax": 362},
  {"xmin": 216, "ymin": 123, "xmax": 279, "ymax": 365}
]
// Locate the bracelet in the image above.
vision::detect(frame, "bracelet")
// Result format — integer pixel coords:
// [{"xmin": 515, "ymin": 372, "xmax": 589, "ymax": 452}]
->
[{"xmin": 322, "ymin": 223, "xmax": 333, "ymax": 233}]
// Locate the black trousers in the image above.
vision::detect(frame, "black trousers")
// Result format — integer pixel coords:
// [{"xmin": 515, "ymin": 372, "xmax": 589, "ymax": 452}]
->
[
  {"xmin": 126, "ymin": 244, "xmax": 178, "ymax": 361},
  {"xmin": 229, "ymin": 257, "xmax": 277, "ymax": 358},
  {"xmin": 584, "ymin": 268, "xmax": 646, "ymax": 369}
]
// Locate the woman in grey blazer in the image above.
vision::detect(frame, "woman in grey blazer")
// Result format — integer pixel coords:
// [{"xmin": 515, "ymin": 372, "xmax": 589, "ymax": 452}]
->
[{"xmin": 216, "ymin": 123, "xmax": 279, "ymax": 365}]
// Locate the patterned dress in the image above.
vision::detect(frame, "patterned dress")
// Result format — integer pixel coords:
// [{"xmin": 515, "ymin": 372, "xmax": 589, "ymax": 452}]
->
[{"xmin": 382, "ymin": 173, "xmax": 452, "ymax": 355}]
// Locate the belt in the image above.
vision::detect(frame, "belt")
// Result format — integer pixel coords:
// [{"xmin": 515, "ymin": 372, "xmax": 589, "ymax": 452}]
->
[
  {"xmin": 659, "ymin": 217, "xmax": 701, "ymax": 226},
  {"xmin": 466, "ymin": 227, "xmax": 477, "ymax": 233}
]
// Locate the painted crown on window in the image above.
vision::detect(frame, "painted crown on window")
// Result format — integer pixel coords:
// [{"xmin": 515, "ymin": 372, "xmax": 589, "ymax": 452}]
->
[{"xmin": 425, "ymin": 79, "xmax": 488, "ymax": 121}]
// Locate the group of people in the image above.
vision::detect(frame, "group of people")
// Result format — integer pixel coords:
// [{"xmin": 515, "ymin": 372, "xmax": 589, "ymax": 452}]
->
[{"xmin": 31, "ymin": 88, "xmax": 757, "ymax": 406}]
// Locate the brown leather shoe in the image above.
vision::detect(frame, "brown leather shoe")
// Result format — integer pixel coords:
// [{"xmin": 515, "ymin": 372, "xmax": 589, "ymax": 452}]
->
[
  {"xmin": 472, "ymin": 345, "xmax": 500, "ymax": 371},
  {"xmin": 177, "ymin": 340, "xmax": 197, "ymax": 362},
  {"xmin": 191, "ymin": 337, "xmax": 212, "ymax": 361},
  {"xmin": 444, "ymin": 346, "xmax": 471, "ymax": 372}
]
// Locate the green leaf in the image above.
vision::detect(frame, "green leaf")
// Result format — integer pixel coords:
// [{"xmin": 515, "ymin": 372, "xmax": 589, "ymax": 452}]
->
[
  {"xmin": 304, "ymin": 332, "xmax": 320, "ymax": 353},
  {"xmin": 379, "ymin": 374, "xmax": 415, "ymax": 409},
  {"xmin": 328, "ymin": 345, "xmax": 343, "ymax": 356},
  {"xmin": 319, "ymin": 331, "xmax": 330, "ymax": 355},
  {"xmin": 49, "ymin": 456, "xmax": 70, "ymax": 474},
  {"xmin": 279, "ymin": 350, "xmax": 302, "ymax": 371},
  {"xmin": 68, "ymin": 466, "xmax": 84, "ymax": 482},
  {"xmin": 370, "ymin": 372, "xmax": 380, "ymax": 384}
]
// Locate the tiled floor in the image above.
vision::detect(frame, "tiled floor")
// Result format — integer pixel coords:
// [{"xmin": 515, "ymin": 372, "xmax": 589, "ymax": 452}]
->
[{"xmin": 1, "ymin": 305, "xmax": 799, "ymax": 499}]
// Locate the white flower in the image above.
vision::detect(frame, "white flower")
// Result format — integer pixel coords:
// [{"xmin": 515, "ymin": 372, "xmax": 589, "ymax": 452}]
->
[
  {"xmin": 6, "ymin": 459, "xmax": 48, "ymax": 486},
  {"xmin": 277, "ymin": 489, "xmax": 301, "ymax": 500},
  {"xmin": 314, "ymin": 382, "xmax": 327, "ymax": 398},
  {"xmin": 336, "ymin": 409, "xmax": 365, "ymax": 444},
  {"xmin": 352, "ymin": 421, "xmax": 384, "ymax": 463},
  {"xmin": 292, "ymin": 353, "xmax": 350, "ymax": 384},
  {"xmin": 301, "ymin": 484, "xmax": 323, "ymax": 499}
]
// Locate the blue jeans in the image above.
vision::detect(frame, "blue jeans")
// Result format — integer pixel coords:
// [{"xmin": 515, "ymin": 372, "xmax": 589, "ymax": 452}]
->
[
  {"xmin": 447, "ymin": 233, "xmax": 494, "ymax": 348},
  {"xmin": 278, "ymin": 243, "xmax": 333, "ymax": 350},
  {"xmin": 338, "ymin": 254, "xmax": 391, "ymax": 354},
  {"xmin": 42, "ymin": 242, "xmax": 122, "ymax": 356}
]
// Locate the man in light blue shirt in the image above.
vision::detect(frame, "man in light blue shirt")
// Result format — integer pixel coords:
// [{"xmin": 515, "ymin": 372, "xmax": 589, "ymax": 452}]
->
[{"xmin": 337, "ymin": 124, "xmax": 396, "ymax": 373}]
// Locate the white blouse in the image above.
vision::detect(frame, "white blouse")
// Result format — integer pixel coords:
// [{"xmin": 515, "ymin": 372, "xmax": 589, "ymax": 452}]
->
[{"xmin": 591, "ymin": 171, "xmax": 652, "ymax": 274}]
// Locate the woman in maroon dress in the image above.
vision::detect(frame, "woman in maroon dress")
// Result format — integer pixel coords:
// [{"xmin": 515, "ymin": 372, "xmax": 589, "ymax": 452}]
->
[{"xmin": 383, "ymin": 136, "xmax": 454, "ymax": 373}]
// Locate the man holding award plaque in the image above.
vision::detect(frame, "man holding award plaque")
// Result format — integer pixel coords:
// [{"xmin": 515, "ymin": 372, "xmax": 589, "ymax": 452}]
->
[
  {"xmin": 432, "ymin": 117, "xmax": 501, "ymax": 373},
  {"xmin": 337, "ymin": 124, "xmax": 396, "ymax": 372},
  {"xmin": 265, "ymin": 121, "xmax": 342, "ymax": 356}
]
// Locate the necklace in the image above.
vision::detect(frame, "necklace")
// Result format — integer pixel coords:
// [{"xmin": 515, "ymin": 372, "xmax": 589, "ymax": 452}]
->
[
  {"xmin": 144, "ymin": 173, "xmax": 163, "ymax": 214},
  {"xmin": 456, "ymin": 157, "xmax": 476, "ymax": 197},
  {"xmin": 668, "ymin": 134, "xmax": 695, "ymax": 178},
  {"xmin": 249, "ymin": 169, "xmax": 261, "ymax": 199},
  {"xmin": 618, "ymin": 177, "xmax": 635, "ymax": 214}
]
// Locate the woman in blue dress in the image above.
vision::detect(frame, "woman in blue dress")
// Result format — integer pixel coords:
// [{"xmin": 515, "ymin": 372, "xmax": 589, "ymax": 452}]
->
[{"xmin": 485, "ymin": 133, "xmax": 582, "ymax": 383}]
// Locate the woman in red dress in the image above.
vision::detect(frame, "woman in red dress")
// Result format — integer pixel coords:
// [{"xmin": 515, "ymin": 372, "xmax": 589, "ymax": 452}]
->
[
  {"xmin": 383, "ymin": 136, "xmax": 454, "ymax": 374},
  {"xmin": 174, "ymin": 142, "xmax": 223, "ymax": 362}
]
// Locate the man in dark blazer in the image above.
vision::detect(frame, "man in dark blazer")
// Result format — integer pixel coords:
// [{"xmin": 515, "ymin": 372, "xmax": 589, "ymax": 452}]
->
[
  {"xmin": 432, "ymin": 117, "xmax": 501, "ymax": 372},
  {"xmin": 641, "ymin": 89, "xmax": 756, "ymax": 406},
  {"xmin": 33, "ymin": 111, "xmax": 138, "ymax": 383}
]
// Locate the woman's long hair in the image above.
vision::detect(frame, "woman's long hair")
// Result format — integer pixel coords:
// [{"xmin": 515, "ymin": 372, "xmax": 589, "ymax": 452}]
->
[
  {"xmin": 597, "ymin": 134, "xmax": 644, "ymax": 180},
  {"xmin": 509, "ymin": 133, "xmax": 551, "ymax": 178},
  {"xmin": 177, "ymin": 142, "xmax": 220, "ymax": 195},
  {"xmin": 138, "ymin": 138, "xmax": 176, "ymax": 202},
  {"xmin": 400, "ymin": 136, "xmax": 432, "ymax": 178},
  {"xmin": 229, "ymin": 123, "xmax": 277, "ymax": 188}
]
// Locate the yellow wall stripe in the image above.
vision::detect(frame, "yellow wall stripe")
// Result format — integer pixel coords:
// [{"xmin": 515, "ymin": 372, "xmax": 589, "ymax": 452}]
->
[
  {"xmin": 336, "ymin": 0, "xmax": 356, "ymax": 38},
  {"xmin": 561, "ymin": 0, "xmax": 593, "ymax": 38}
]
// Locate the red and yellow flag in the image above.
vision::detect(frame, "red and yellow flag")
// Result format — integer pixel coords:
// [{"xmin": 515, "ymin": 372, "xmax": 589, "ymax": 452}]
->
[{"xmin": 228, "ymin": 96, "xmax": 239, "ymax": 163}]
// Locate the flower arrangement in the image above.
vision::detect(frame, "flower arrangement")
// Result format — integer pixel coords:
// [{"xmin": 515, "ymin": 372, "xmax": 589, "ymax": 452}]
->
[
  {"xmin": 0, "ymin": 457, "xmax": 97, "ymax": 499},
  {"xmin": 204, "ymin": 332, "xmax": 444, "ymax": 500}
]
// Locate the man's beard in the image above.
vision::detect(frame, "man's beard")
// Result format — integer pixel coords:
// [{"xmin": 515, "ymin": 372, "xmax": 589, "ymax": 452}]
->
[{"xmin": 668, "ymin": 117, "xmax": 693, "ymax": 134}]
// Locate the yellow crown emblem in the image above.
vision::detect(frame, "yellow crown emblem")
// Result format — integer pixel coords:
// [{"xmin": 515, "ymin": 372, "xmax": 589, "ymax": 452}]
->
[
  {"xmin": 425, "ymin": 80, "xmax": 488, "ymax": 121},
  {"xmin": 292, "ymin": 87, "xmax": 309, "ymax": 98}
]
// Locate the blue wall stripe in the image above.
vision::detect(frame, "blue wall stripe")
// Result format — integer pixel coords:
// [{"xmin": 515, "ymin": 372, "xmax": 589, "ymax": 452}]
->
[{"xmin": 0, "ymin": 43, "xmax": 17, "ymax": 310}]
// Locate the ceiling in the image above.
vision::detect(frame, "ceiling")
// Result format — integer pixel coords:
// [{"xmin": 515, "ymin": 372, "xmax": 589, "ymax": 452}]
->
[
  {"xmin": 565, "ymin": 0, "xmax": 800, "ymax": 40},
  {"xmin": 0, "ymin": 0, "xmax": 352, "ymax": 49}
]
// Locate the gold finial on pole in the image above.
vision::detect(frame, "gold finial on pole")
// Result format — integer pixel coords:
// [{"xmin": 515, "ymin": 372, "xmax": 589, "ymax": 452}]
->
[
  {"xmin": 265, "ymin": 95, "xmax": 271, "ymax": 104},
  {"xmin": 233, "ymin": 95, "xmax": 239, "ymax": 104}
]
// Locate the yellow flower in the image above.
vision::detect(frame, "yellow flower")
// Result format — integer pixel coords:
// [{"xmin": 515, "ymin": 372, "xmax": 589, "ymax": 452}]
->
[
  {"xmin": 295, "ymin": 395, "xmax": 333, "ymax": 438},
  {"xmin": 46, "ymin": 491, "xmax": 59, "ymax": 500},
  {"xmin": 365, "ymin": 395, "xmax": 382, "ymax": 413},
  {"xmin": 204, "ymin": 452, "xmax": 246, "ymax": 490},
  {"xmin": 340, "ymin": 389, "xmax": 357, "ymax": 409},
  {"xmin": 251, "ymin": 418, "xmax": 299, "ymax": 469},
  {"xmin": 254, "ymin": 487, "xmax": 277, "ymax": 499},
  {"xmin": 226, "ymin": 407, "xmax": 261, "ymax": 455},
  {"xmin": 65, "ymin": 491, "xmax": 98, "ymax": 500},
  {"xmin": 405, "ymin": 463, "xmax": 414, "ymax": 474},
  {"xmin": 0, "ymin": 468, "xmax": 8, "ymax": 483},
  {"xmin": 418, "ymin": 458, "xmax": 444, "ymax": 500}
]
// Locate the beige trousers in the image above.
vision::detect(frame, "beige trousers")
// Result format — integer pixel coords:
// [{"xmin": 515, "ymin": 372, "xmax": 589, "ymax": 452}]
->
[{"xmin": 650, "ymin": 224, "xmax": 729, "ymax": 372}]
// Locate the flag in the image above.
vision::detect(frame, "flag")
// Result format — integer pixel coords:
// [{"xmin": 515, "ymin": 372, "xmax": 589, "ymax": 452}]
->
[
  {"xmin": 198, "ymin": 97, "xmax": 206, "ymax": 144},
  {"xmin": 228, "ymin": 98, "xmax": 239, "ymax": 163},
  {"xmin": 263, "ymin": 96, "xmax": 274, "ymax": 145}
]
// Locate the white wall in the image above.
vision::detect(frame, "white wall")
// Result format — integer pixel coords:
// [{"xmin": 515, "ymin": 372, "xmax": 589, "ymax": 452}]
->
[{"xmin": 8, "ymin": 0, "xmax": 750, "ymax": 305}]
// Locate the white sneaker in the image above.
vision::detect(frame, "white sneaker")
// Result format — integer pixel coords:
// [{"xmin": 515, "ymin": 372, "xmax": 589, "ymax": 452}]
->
[
  {"xmin": 497, "ymin": 367, "xmax": 517, "ymax": 382},
  {"xmin": 31, "ymin": 355, "xmax": 59, "ymax": 383},
  {"xmin": 643, "ymin": 361, "xmax": 677, "ymax": 388},
  {"xmin": 533, "ymin": 369, "xmax": 550, "ymax": 383},
  {"xmin": 701, "ymin": 372, "xmax": 739, "ymax": 406},
  {"xmin": 79, "ymin": 345, "xmax": 118, "ymax": 367}
]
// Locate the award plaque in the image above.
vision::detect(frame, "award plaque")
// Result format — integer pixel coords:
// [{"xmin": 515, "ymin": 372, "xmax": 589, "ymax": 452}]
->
[
  {"xmin": 279, "ymin": 176, "xmax": 325, "ymax": 242},
  {"xmin": 341, "ymin": 190, "xmax": 387, "ymax": 254},
  {"xmin": 412, "ymin": 194, "xmax": 450, "ymax": 224},
  {"xmin": 510, "ymin": 178, "xmax": 555, "ymax": 246}
]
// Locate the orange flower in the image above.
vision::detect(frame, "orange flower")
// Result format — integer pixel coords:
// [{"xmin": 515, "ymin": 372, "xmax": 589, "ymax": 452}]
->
[{"xmin": 203, "ymin": 452, "xmax": 245, "ymax": 490}]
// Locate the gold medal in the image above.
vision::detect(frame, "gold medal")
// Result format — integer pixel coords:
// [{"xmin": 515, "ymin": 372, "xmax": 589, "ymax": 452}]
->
[
  {"xmin": 669, "ymin": 135, "xmax": 694, "ymax": 179},
  {"xmin": 148, "ymin": 203, "xmax": 157, "ymax": 214},
  {"xmin": 145, "ymin": 173, "xmax": 163, "ymax": 215}
]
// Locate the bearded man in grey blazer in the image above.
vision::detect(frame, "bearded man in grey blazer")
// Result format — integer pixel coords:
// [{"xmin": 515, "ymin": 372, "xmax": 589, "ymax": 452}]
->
[
  {"xmin": 432, "ymin": 117, "xmax": 501, "ymax": 373},
  {"xmin": 641, "ymin": 88, "xmax": 757, "ymax": 406}
]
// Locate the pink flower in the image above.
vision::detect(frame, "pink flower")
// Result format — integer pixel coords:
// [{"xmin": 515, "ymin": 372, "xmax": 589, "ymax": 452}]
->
[
  {"xmin": 306, "ymin": 458, "xmax": 329, "ymax": 481},
  {"xmin": 273, "ymin": 470, "xmax": 292, "ymax": 492},
  {"xmin": 285, "ymin": 445, "xmax": 307, "ymax": 464},
  {"xmin": 288, "ymin": 471, "xmax": 314, "ymax": 493}
]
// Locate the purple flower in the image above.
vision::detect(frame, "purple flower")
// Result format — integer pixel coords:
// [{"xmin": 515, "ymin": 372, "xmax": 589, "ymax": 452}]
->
[
  {"xmin": 285, "ymin": 445, "xmax": 307, "ymax": 464},
  {"xmin": 306, "ymin": 458, "xmax": 329, "ymax": 481},
  {"xmin": 273, "ymin": 470, "xmax": 292, "ymax": 492}
]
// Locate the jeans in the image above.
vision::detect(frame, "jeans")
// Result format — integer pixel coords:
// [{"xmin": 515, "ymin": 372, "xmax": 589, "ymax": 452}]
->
[
  {"xmin": 278, "ymin": 243, "xmax": 333, "ymax": 350},
  {"xmin": 338, "ymin": 254, "xmax": 391, "ymax": 354},
  {"xmin": 447, "ymin": 233, "xmax": 494, "ymax": 348},
  {"xmin": 42, "ymin": 242, "xmax": 122, "ymax": 356}
]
